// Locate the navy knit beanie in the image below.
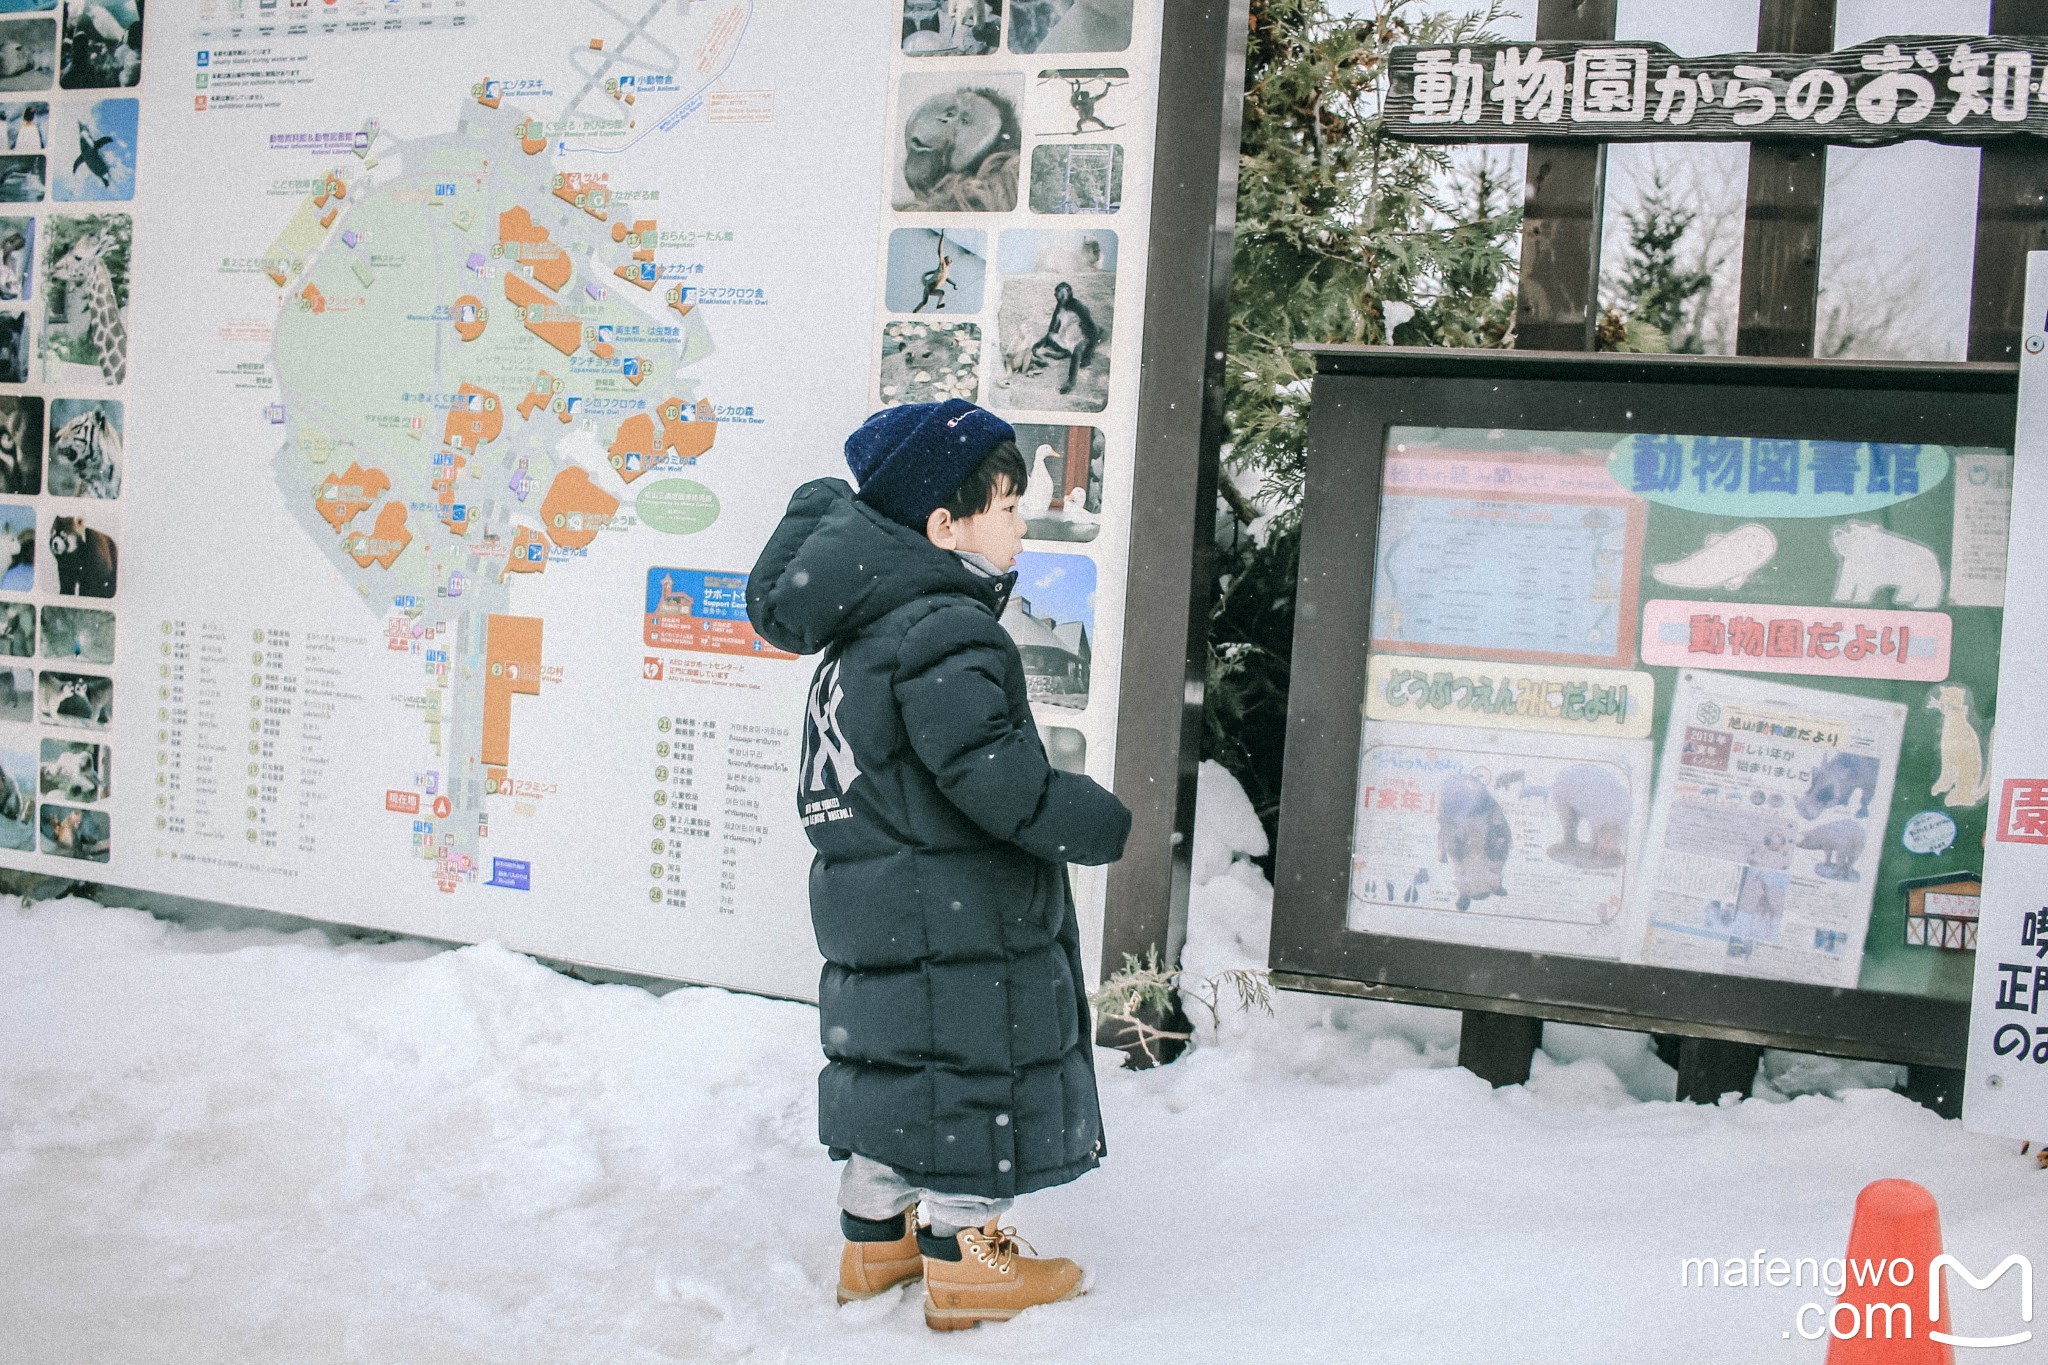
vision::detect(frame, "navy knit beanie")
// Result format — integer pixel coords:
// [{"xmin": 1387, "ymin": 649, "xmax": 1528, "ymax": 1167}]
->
[{"xmin": 844, "ymin": 399, "xmax": 1015, "ymax": 530}]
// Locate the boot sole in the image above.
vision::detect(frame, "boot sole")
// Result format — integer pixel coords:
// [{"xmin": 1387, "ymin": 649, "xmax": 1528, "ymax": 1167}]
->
[
  {"xmin": 836, "ymin": 1272, "xmax": 922, "ymax": 1306},
  {"xmin": 922, "ymin": 1282, "xmax": 1085, "ymax": 1331}
]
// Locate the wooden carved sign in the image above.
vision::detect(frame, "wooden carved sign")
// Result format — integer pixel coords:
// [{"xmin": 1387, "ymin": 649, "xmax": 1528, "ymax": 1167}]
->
[{"xmin": 1384, "ymin": 35, "xmax": 2048, "ymax": 145}]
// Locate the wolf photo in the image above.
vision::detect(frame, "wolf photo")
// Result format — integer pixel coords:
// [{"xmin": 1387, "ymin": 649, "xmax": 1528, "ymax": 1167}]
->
[
  {"xmin": 52, "ymin": 96, "xmax": 132, "ymax": 200},
  {"xmin": 879, "ymin": 319, "xmax": 980, "ymax": 407},
  {"xmin": 886, "ymin": 227, "xmax": 988, "ymax": 315},
  {"xmin": 0, "ymin": 393, "xmax": 42, "ymax": 493},
  {"xmin": 1014, "ymin": 423, "xmax": 1102, "ymax": 542},
  {"xmin": 1002, "ymin": 550, "xmax": 1095, "ymax": 709},
  {"xmin": 902, "ymin": 0, "xmax": 1000, "ymax": 56},
  {"xmin": 995, "ymin": 228, "xmax": 1114, "ymax": 412},
  {"xmin": 892, "ymin": 72, "xmax": 1023, "ymax": 213},
  {"xmin": 41, "ymin": 604, "xmax": 111, "ymax": 663},
  {"xmin": 0, "ymin": 15, "xmax": 55, "ymax": 91},
  {"xmin": 39, "ymin": 736, "xmax": 106, "ymax": 803},
  {"xmin": 1008, "ymin": 0, "xmax": 1131, "ymax": 54},
  {"xmin": 47, "ymin": 396, "xmax": 119, "ymax": 497},
  {"xmin": 59, "ymin": 0, "xmax": 138, "ymax": 89},
  {"xmin": 39, "ymin": 210, "xmax": 127, "ymax": 385}
]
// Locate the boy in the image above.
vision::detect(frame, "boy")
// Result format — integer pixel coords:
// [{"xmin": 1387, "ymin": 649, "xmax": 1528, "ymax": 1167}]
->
[{"xmin": 747, "ymin": 399, "xmax": 1131, "ymax": 1331}]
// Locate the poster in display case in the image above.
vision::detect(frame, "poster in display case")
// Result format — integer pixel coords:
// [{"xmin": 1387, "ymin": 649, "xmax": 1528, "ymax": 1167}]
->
[{"xmin": 1270, "ymin": 348, "xmax": 2018, "ymax": 1066}]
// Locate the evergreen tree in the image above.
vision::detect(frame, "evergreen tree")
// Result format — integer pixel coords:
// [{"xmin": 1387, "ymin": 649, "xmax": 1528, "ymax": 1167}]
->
[
  {"xmin": 1599, "ymin": 170, "xmax": 1714, "ymax": 354},
  {"xmin": 1208, "ymin": 0, "xmax": 1519, "ymax": 841}
]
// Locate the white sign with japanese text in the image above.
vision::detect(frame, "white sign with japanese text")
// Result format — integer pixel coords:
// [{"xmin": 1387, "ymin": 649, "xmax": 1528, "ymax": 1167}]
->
[{"xmin": 1964, "ymin": 254, "xmax": 2048, "ymax": 1138}]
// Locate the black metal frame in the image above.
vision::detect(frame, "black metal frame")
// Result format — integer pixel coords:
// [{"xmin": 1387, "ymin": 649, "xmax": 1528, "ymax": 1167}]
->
[{"xmin": 1268, "ymin": 346, "xmax": 2020, "ymax": 1069}]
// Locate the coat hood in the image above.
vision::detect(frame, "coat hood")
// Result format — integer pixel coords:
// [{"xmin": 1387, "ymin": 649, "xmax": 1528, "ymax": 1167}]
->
[{"xmin": 747, "ymin": 478, "xmax": 1011, "ymax": 656}]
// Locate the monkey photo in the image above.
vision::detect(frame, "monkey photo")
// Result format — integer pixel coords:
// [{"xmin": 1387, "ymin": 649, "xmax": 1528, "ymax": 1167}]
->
[
  {"xmin": 901, "ymin": 0, "xmax": 1001, "ymax": 56},
  {"xmin": 37, "ymin": 668, "xmax": 109, "ymax": 730},
  {"xmin": 48, "ymin": 512, "xmax": 114, "ymax": 597},
  {"xmin": 1031, "ymin": 68, "xmax": 1126, "ymax": 137},
  {"xmin": 885, "ymin": 226, "xmax": 986, "ymax": 314},
  {"xmin": 893, "ymin": 73, "xmax": 1023, "ymax": 213},
  {"xmin": 995, "ymin": 229, "xmax": 1115, "ymax": 411},
  {"xmin": 0, "ymin": 393, "xmax": 40, "ymax": 493}
]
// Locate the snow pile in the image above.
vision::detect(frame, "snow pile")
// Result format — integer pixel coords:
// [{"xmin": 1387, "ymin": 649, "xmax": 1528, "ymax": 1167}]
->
[{"xmin": 3, "ymin": 763, "xmax": 2043, "ymax": 1362}]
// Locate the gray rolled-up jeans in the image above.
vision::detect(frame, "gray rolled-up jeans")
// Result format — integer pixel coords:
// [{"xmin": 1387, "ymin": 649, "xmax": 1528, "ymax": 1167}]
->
[{"xmin": 838, "ymin": 1154, "xmax": 1012, "ymax": 1238}]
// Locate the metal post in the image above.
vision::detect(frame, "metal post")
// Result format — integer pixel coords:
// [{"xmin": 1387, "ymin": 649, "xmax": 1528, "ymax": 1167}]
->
[
  {"xmin": 1734, "ymin": 0, "xmax": 1835, "ymax": 358},
  {"xmin": 1458, "ymin": 1010, "xmax": 1545, "ymax": 1088},
  {"xmin": 1675, "ymin": 1038, "xmax": 1764, "ymax": 1104},
  {"xmin": 1096, "ymin": 0, "xmax": 1250, "ymax": 1065},
  {"xmin": 1968, "ymin": 0, "xmax": 2048, "ymax": 361}
]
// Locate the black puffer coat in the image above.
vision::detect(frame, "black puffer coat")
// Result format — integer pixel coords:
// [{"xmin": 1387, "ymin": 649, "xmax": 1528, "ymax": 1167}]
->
[{"xmin": 747, "ymin": 478, "xmax": 1130, "ymax": 1200}]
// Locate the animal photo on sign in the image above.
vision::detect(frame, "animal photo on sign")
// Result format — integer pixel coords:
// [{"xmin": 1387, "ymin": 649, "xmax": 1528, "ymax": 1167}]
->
[
  {"xmin": 0, "ymin": 393, "xmax": 42, "ymax": 493},
  {"xmin": 0, "ymin": 742, "xmax": 28, "ymax": 849},
  {"xmin": 1013, "ymin": 422, "xmax": 1102, "ymax": 542},
  {"xmin": 901, "ymin": 0, "xmax": 1001, "ymax": 56},
  {"xmin": 878, "ymin": 319, "xmax": 980, "ymax": 407},
  {"xmin": 0, "ymin": 214, "xmax": 33, "ymax": 299},
  {"xmin": 1030, "ymin": 67, "xmax": 1127, "ymax": 137},
  {"xmin": 47, "ymin": 513, "xmax": 114, "ymax": 597},
  {"xmin": 885, "ymin": 227, "xmax": 987, "ymax": 315},
  {"xmin": 0, "ymin": 600, "xmax": 29, "ymax": 656},
  {"xmin": 1029, "ymin": 143, "xmax": 1122, "ymax": 214},
  {"xmin": 52, "ymin": 97, "xmax": 133, "ymax": 201},
  {"xmin": 0, "ymin": 306, "xmax": 23, "ymax": 381},
  {"xmin": 1008, "ymin": 0, "xmax": 1132, "ymax": 54},
  {"xmin": 39, "ymin": 737, "xmax": 106, "ymax": 803},
  {"xmin": 892, "ymin": 71, "xmax": 1024, "ymax": 213},
  {"xmin": 40, "ymin": 799, "xmax": 107, "ymax": 861},
  {"xmin": 0, "ymin": 664, "xmax": 29, "ymax": 723},
  {"xmin": 1003, "ymin": 549, "xmax": 1094, "ymax": 709},
  {"xmin": 48, "ymin": 396, "xmax": 119, "ymax": 497},
  {"xmin": 37, "ymin": 668, "xmax": 108, "ymax": 730},
  {"xmin": 40, "ymin": 605, "xmax": 111, "ymax": 664},
  {"xmin": 0, "ymin": 501, "xmax": 31, "ymax": 590},
  {"xmin": 39, "ymin": 210, "xmax": 127, "ymax": 385},
  {"xmin": 995, "ymin": 228, "xmax": 1114, "ymax": 412},
  {"xmin": 0, "ymin": 150, "xmax": 38, "ymax": 201},
  {"xmin": 0, "ymin": 100, "xmax": 43, "ymax": 151},
  {"xmin": 59, "ymin": 0, "xmax": 138, "ymax": 89},
  {"xmin": 0, "ymin": 17, "xmax": 55, "ymax": 91}
]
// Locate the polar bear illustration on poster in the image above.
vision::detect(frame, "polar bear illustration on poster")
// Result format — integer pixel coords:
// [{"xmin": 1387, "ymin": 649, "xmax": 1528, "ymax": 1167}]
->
[{"xmin": 1827, "ymin": 521, "xmax": 1943, "ymax": 609}]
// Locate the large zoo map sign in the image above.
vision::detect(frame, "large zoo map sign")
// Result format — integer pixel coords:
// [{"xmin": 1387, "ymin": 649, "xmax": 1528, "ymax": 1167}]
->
[{"xmin": 0, "ymin": 0, "xmax": 1171, "ymax": 999}]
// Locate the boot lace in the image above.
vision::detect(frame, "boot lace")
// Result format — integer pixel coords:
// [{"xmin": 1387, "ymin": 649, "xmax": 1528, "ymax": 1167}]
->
[{"xmin": 968, "ymin": 1222, "xmax": 1037, "ymax": 1273}]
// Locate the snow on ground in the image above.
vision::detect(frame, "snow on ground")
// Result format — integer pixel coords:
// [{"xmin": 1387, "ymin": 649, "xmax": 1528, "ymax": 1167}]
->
[{"xmin": 4, "ymin": 763, "xmax": 2045, "ymax": 1363}]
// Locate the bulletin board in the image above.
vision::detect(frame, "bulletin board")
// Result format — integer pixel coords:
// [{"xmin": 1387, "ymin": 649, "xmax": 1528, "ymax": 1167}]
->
[{"xmin": 1268, "ymin": 347, "xmax": 2018, "ymax": 1066}]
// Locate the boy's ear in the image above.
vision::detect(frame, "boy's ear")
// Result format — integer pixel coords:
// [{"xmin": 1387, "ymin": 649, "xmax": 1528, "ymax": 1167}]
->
[{"xmin": 924, "ymin": 506, "xmax": 957, "ymax": 549}]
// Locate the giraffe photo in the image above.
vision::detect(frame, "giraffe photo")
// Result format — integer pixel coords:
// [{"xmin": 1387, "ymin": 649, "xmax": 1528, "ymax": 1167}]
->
[{"xmin": 38, "ymin": 210, "xmax": 126, "ymax": 386}]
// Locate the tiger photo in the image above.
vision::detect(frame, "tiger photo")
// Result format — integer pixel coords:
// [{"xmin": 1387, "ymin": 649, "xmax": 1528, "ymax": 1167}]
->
[{"xmin": 47, "ymin": 397, "xmax": 117, "ymax": 498}]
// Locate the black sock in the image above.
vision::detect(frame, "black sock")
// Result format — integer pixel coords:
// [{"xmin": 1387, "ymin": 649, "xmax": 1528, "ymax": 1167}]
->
[
  {"xmin": 916, "ymin": 1227, "xmax": 963, "ymax": 1261},
  {"xmin": 840, "ymin": 1209, "xmax": 908, "ymax": 1243}
]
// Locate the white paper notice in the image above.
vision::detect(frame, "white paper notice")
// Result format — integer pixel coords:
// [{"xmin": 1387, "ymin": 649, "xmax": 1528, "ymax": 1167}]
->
[
  {"xmin": 1347, "ymin": 719, "xmax": 1654, "ymax": 960},
  {"xmin": 1628, "ymin": 671, "xmax": 1905, "ymax": 988},
  {"xmin": 1949, "ymin": 451, "xmax": 2015, "ymax": 608}
]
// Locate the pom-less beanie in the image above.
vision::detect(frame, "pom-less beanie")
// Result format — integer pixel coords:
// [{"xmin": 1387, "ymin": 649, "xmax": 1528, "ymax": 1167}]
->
[{"xmin": 843, "ymin": 399, "xmax": 1016, "ymax": 530}]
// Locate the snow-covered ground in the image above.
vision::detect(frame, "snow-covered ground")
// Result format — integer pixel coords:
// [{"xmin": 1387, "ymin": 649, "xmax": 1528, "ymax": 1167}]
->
[{"xmin": 4, "ymin": 764, "xmax": 2044, "ymax": 1363}]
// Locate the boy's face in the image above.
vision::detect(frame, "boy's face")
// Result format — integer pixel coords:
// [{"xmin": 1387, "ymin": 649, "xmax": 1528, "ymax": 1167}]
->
[{"xmin": 925, "ymin": 477, "xmax": 1025, "ymax": 573}]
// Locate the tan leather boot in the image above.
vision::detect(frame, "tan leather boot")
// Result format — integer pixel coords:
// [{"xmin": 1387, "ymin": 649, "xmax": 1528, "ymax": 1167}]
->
[
  {"xmin": 921, "ymin": 1218, "xmax": 1085, "ymax": 1331},
  {"xmin": 837, "ymin": 1208, "xmax": 922, "ymax": 1305}
]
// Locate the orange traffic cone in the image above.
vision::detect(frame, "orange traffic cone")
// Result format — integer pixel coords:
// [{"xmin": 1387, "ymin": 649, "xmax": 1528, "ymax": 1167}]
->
[{"xmin": 1826, "ymin": 1179, "xmax": 1952, "ymax": 1364}]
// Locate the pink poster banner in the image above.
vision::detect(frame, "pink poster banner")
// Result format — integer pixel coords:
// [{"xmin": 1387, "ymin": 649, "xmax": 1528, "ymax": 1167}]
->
[{"xmin": 1640, "ymin": 599, "xmax": 1951, "ymax": 682}]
